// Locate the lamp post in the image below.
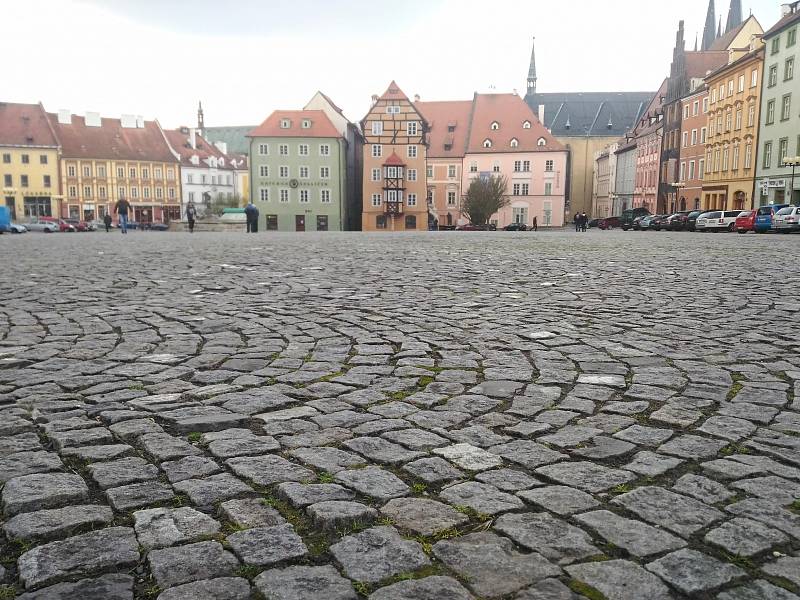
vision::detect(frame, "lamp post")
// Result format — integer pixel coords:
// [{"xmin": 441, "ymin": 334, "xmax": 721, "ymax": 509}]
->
[{"xmin": 784, "ymin": 157, "xmax": 800, "ymax": 205}]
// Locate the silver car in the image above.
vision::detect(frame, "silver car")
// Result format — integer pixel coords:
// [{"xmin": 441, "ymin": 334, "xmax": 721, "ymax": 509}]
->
[
  {"xmin": 773, "ymin": 206, "xmax": 800, "ymax": 232},
  {"xmin": 25, "ymin": 219, "xmax": 58, "ymax": 233},
  {"xmin": 8, "ymin": 223, "xmax": 27, "ymax": 233}
]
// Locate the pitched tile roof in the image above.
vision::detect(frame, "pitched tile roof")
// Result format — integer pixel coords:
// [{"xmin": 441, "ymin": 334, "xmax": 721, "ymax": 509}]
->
[
  {"xmin": 383, "ymin": 151, "xmax": 405, "ymax": 166},
  {"xmin": 414, "ymin": 100, "xmax": 473, "ymax": 158},
  {"xmin": 203, "ymin": 126, "xmax": 255, "ymax": 156},
  {"xmin": 466, "ymin": 93, "xmax": 564, "ymax": 153},
  {"xmin": 685, "ymin": 51, "xmax": 729, "ymax": 79},
  {"xmin": 525, "ymin": 91, "xmax": 655, "ymax": 137},
  {"xmin": 247, "ymin": 110, "xmax": 341, "ymax": 139},
  {"xmin": 50, "ymin": 113, "xmax": 177, "ymax": 162},
  {"xmin": 379, "ymin": 81, "xmax": 409, "ymax": 102},
  {"xmin": 0, "ymin": 102, "xmax": 59, "ymax": 147},
  {"xmin": 708, "ymin": 15, "xmax": 761, "ymax": 50},
  {"xmin": 164, "ymin": 128, "xmax": 233, "ymax": 169}
]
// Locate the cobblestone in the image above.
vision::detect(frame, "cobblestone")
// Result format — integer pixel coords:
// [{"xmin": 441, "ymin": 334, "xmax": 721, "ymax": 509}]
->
[{"xmin": 2, "ymin": 231, "xmax": 800, "ymax": 596}]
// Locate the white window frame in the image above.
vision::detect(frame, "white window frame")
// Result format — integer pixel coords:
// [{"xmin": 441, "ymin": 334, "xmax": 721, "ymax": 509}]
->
[
  {"xmin": 372, "ymin": 121, "xmax": 383, "ymax": 135},
  {"xmin": 259, "ymin": 165, "xmax": 269, "ymax": 177},
  {"xmin": 320, "ymin": 166, "xmax": 330, "ymax": 179},
  {"xmin": 319, "ymin": 144, "xmax": 330, "ymax": 156},
  {"xmin": 298, "ymin": 144, "xmax": 309, "ymax": 156},
  {"xmin": 299, "ymin": 189, "xmax": 309, "ymax": 203},
  {"xmin": 371, "ymin": 193, "xmax": 382, "ymax": 207},
  {"xmin": 372, "ymin": 145, "xmax": 382, "ymax": 158},
  {"xmin": 320, "ymin": 189, "xmax": 331, "ymax": 204},
  {"xmin": 371, "ymin": 168, "xmax": 381, "ymax": 181},
  {"xmin": 407, "ymin": 193, "xmax": 417, "ymax": 206},
  {"xmin": 407, "ymin": 145, "xmax": 417, "ymax": 158},
  {"xmin": 408, "ymin": 169, "xmax": 417, "ymax": 182},
  {"xmin": 260, "ymin": 188, "xmax": 269, "ymax": 202},
  {"xmin": 280, "ymin": 188, "xmax": 290, "ymax": 203},
  {"xmin": 407, "ymin": 121, "xmax": 418, "ymax": 136},
  {"xmin": 258, "ymin": 144, "xmax": 269, "ymax": 155}
]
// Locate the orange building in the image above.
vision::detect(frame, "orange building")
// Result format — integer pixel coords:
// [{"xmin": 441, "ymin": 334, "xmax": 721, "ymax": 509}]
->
[{"xmin": 361, "ymin": 82, "xmax": 429, "ymax": 231}]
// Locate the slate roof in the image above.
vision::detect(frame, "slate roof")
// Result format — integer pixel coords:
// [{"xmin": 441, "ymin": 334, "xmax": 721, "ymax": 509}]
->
[
  {"xmin": 203, "ymin": 126, "xmax": 255, "ymax": 156},
  {"xmin": 163, "ymin": 128, "xmax": 233, "ymax": 169},
  {"xmin": 50, "ymin": 113, "xmax": 176, "ymax": 162},
  {"xmin": 247, "ymin": 110, "xmax": 342, "ymax": 139},
  {"xmin": 0, "ymin": 102, "xmax": 60, "ymax": 148},
  {"xmin": 525, "ymin": 91, "xmax": 655, "ymax": 137},
  {"xmin": 414, "ymin": 100, "xmax": 473, "ymax": 158}
]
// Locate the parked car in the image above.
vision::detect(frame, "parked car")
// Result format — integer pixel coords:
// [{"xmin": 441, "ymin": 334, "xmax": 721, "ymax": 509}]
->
[
  {"xmin": 504, "ymin": 223, "xmax": 528, "ymax": 231},
  {"xmin": 0, "ymin": 206, "xmax": 9, "ymax": 233},
  {"xmin": 650, "ymin": 214, "xmax": 672, "ymax": 231},
  {"xmin": 772, "ymin": 206, "xmax": 800, "ymax": 233},
  {"xmin": 621, "ymin": 207, "xmax": 651, "ymax": 230},
  {"xmin": 695, "ymin": 210, "xmax": 740, "ymax": 232},
  {"xmin": 598, "ymin": 216, "xmax": 621, "ymax": 230},
  {"xmin": 754, "ymin": 204, "xmax": 790, "ymax": 233},
  {"xmin": 38, "ymin": 217, "xmax": 75, "ymax": 232},
  {"xmin": 587, "ymin": 218, "xmax": 600, "ymax": 228},
  {"xmin": 734, "ymin": 210, "xmax": 756, "ymax": 233},
  {"xmin": 639, "ymin": 214, "xmax": 665, "ymax": 230},
  {"xmin": 25, "ymin": 218, "xmax": 59, "ymax": 233},
  {"xmin": 631, "ymin": 215, "xmax": 647, "ymax": 230},
  {"xmin": 456, "ymin": 223, "xmax": 492, "ymax": 231},
  {"xmin": 686, "ymin": 210, "xmax": 706, "ymax": 231},
  {"xmin": 65, "ymin": 219, "xmax": 94, "ymax": 232},
  {"xmin": 666, "ymin": 211, "xmax": 691, "ymax": 231},
  {"xmin": 8, "ymin": 223, "xmax": 28, "ymax": 233},
  {"xmin": 149, "ymin": 223, "xmax": 169, "ymax": 231}
]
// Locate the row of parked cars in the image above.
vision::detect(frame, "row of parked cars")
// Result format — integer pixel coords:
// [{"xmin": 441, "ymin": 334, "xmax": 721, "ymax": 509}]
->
[
  {"xmin": 593, "ymin": 204, "xmax": 800, "ymax": 234},
  {"xmin": 1, "ymin": 214, "xmax": 170, "ymax": 233}
]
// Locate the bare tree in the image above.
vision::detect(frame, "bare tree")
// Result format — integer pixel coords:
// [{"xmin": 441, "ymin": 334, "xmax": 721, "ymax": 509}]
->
[{"xmin": 460, "ymin": 175, "xmax": 509, "ymax": 226}]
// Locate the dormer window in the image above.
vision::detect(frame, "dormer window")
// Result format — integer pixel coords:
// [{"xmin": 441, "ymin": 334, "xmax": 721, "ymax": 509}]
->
[
  {"xmin": 537, "ymin": 137, "xmax": 547, "ymax": 146},
  {"xmin": 522, "ymin": 120, "xmax": 531, "ymax": 129},
  {"xmin": 301, "ymin": 119, "xmax": 311, "ymax": 129},
  {"xmin": 483, "ymin": 139, "xmax": 492, "ymax": 148},
  {"xmin": 280, "ymin": 119, "xmax": 291, "ymax": 129},
  {"xmin": 510, "ymin": 138, "xmax": 519, "ymax": 147},
  {"xmin": 490, "ymin": 121, "xmax": 500, "ymax": 130}
]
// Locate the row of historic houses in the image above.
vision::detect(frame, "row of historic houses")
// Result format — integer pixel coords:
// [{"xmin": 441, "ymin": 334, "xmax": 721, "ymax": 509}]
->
[
  {"xmin": 0, "ymin": 102, "xmax": 248, "ymax": 224},
  {"xmin": 594, "ymin": 0, "xmax": 800, "ymax": 217}
]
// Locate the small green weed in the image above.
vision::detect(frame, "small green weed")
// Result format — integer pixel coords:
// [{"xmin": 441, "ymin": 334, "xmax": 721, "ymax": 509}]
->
[
  {"xmin": 235, "ymin": 564, "xmax": 262, "ymax": 579},
  {"xmin": 411, "ymin": 482, "xmax": 427, "ymax": 495},
  {"xmin": 318, "ymin": 472, "xmax": 335, "ymax": 484},
  {"xmin": 353, "ymin": 581, "xmax": 371, "ymax": 597},
  {"xmin": 186, "ymin": 432, "xmax": 202, "ymax": 443},
  {"xmin": 568, "ymin": 579, "xmax": 607, "ymax": 600}
]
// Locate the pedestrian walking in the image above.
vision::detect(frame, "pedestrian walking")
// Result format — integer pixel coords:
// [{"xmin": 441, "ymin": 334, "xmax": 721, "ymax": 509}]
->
[
  {"xmin": 186, "ymin": 201, "xmax": 197, "ymax": 234},
  {"xmin": 581, "ymin": 212, "xmax": 588, "ymax": 232},
  {"xmin": 244, "ymin": 201, "xmax": 259, "ymax": 233},
  {"xmin": 114, "ymin": 197, "xmax": 131, "ymax": 234},
  {"xmin": 103, "ymin": 213, "xmax": 112, "ymax": 232},
  {"xmin": 532, "ymin": 216, "xmax": 538, "ymax": 232},
  {"xmin": 574, "ymin": 212, "xmax": 580, "ymax": 232}
]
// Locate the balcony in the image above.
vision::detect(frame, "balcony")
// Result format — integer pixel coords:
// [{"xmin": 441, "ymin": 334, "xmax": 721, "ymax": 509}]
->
[{"xmin": 384, "ymin": 199, "xmax": 403, "ymax": 216}]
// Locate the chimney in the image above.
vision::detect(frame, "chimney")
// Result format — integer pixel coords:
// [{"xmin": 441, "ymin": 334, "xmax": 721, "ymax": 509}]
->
[
  {"xmin": 538, "ymin": 104, "xmax": 545, "ymax": 123},
  {"xmin": 57, "ymin": 109, "xmax": 71, "ymax": 125},
  {"xmin": 136, "ymin": 115, "xmax": 144, "ymax": 128},
  {"xmin": 781, "ymin": 3, "xmax": 793, "ymax": 16},
  {"xmin": 190, "ymin": 128, "xmax": 196, "ymax": 150},
  {"xmin": 85, "ymin": 111, "xmax": 101, "ymax": 127},
  {"xmin": 120, "ymin": 114, "xmax": 136, "ymax": 128},
  {"xmin": 371, "ymin": 94, "xmax": 379, "ymax": 106},
  {"xmin": 414, "ymin": 94, "xmax": 420, "ymax": 102}
]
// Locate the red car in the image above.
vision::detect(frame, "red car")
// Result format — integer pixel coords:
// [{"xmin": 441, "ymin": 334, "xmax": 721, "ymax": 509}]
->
[
  {"xmin": 39, "ymin": 217, "xmax": 75, "ymax": 232},
  {"xmin": 65, "ymin": 219, "xmax": 93, "ymax": 231},
  {"xmin": 598, "ymin": 216, "xmax": 621, "ymax": 230},
  {"xmin": 735, "ymin": 210, "xmax": 756, "ymax": 233}
]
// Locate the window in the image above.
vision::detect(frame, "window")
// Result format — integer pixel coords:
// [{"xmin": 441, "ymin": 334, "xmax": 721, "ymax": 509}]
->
[
  {"xmin": 301, "ymin": 119, "xmax": 311, "ymax": 129},
  {"xmin": 371, "ymin": 168, "xmax": 381, "ymax": 181},
  {"xmin": 386, "ymin": 105, "xmax": 400, "ymax": 115},
  {"xmin": 751, "ymin": 69, "xmax": 758, "ymax": 88},
  {"xmin": 97, "ymin": 165, "xmax": 106, "ymax": 177},
  {"xmin": 299, "ymin": 166, "xmax": 309, "ymax": 179},
  {"xmin": 735, "ymin": 109, "xmax": 742, "ymax": 130},
  {"xmin": 521, "ymin": 183, "xmax": 529, "ymax": 195},
  {"xmin": 537, "ymin": 137, "xmax": 547, "ymax": 147},
  {"xmin": 510, "ymin": 138, "xmax": 519, "ymax": 147},
  {"xmin": 67, "ymin": 184, "xmax": 76, "ymax": 197},
  {"xmin": 371, "ymin": 193, "xmax": 381, "ymax": 207},
  {"xmin": 447, "ymin": 165, "xmax": 456, "ymax": 178},
  {"xmin": 722, "ymin": 146, "xmax": 729, "ymax": 171},
  {"xmin": 447, "ymin": 191, "xmax": 456, "ymax": 206},
  {"xmin": 763, "ymin": 141, "xmax": 773, "ymax": 169},
  {"xmin": 298, "ymin": 144, "xmax": 309, "ymax": 156},
  {"xmin": 726, "ymin": 110, "xmax": 733, "ymax": 131},
  {"xmin": 545, "ymin": 160, "xmax": 554, "ymax": 172},
  {"xmin": 789, "ymin": 28, "xmax": 797, "ymax": 47},
  {"xmin": 513, "ymin": 183, "xmax": 521, "ymax": 195},
  {"xmin": 319, "ymin": 144, "xmax": 330, "ymax": 156},
  {"xmin": 426, "ymin": 165, "xmax": 434, "ymax": 177},
  {"xmin": 280, "ymin": 119, "xmax": 291, "ymax": 129},
  {"xmin": 490, "ymin": 121, "xmax": 500, "ymax": 130},
  {"xmin": 483, "ymin": 139, "xmax": 492, "ymax": 148},
  {"xmin": 129, "ymin": 168, "xmax": 136, "ymax": 178},
  {"xmin": 143, "ymin": 187, "xmax": 150, "ymax": 199},
  {"xmin": 386, "ymin": 166, "xmax": 397, "ymax": 178},
  {"xmin": 522, "ymin": 160, "xmax": 530, "ymax": 171},
  {"xmin": 407, "ymin": 145, "xmax": 417, "ymax": 158},
  {"xmin": 492, "ymin": 162, "xmax": 500, "ymax": 173},
  {"xmin": 732, "ymin": 145, "xmax": 740, "ymax": 170},
  {"xmin": 142, "ymin": 168, "xmax": 149, "ymax": 179},
  {"xmin": 779, "ymin": 138, "xmax": 789, "ymax": 166},
  {"xmin": 702, "ymin": 97, "xmax": 709, "ymax": 113},
  {"xmin": 258, "ymin": 143, "xmax": 269, "ymax": 155},
  {"xmin": 544, "ymin": 182, "xmax": 552, "ymax": 195},
  {"xmin": 279, "ymin": 144, "xmax": 289, "ymax": 156},
  {"xmin": 514, "ymin": 160, "xmax": 522, "ymax": 172},
  {"xmin": 682, "ymin": 131, "xmax": 688, "ymax": 147},
  {"xmin": 321, "ymin": 189, "xmax": 331, "ymax": 203},
  {"xmin": 744, "ymin": 144, "xmax": 752, "ymax": 169},
  {"xmin": 469, "ymin": 161, "xmax": 477, "ymax": 173},
  {"xmin": 40, "ymin": 174, "xmax": 51, "ymax": 188},
  {"xmin": 376, "ymin": 214, "xmax": 387, "ymax": 229},
  {"xmin": 131, "ymin": 186, "xmax": 138, "ymax": 198},
  {"xmin": 748, "ymin": 103, "xmax": 755, "ymax": 127},
  {"xmin": 407, "ymin": 121, "xmax": 418, "ymax": 136},
  {"xmin": 99, "ymin": 186, "xmax": 106, "ymax": 199},
  {"xmin": 84, "ymin": 185, "xmax": 92, "ymax": 197},
  {"xmin": 299, "ymin": 189, "xmax": 309, "ymax": 203},
  {"xmin": 68, "ymin": 165, "xmax": 76, "ymax": 177},
  {"xmin": 700, "ymin": 127, "xmax": 707, "ymax": 143},
  {"xmin": 259, "ymin": 165, "xmax": 269, "ymax": 177},
  {"xmin": 772, "ymin": 37, "xmax": 780, "ymax": 55},
  {"xmin": 782, "ymin": 94, "xmax": 792, "ymax": 121},
  {"xmin": 698, "ymin": 158, "xmax": 705, "ymax": 179},
  {"xmin": 320, "ymin": 166, "xmax": 330, "ymax": 179},
  {"xmin": 728, "ymin": 80, "xmax": 734, "ymax": 96},
  {"xmin": 155, "ymin": 168, "xmax": 162, "ymax": 179},
  {"xmin": 279, "ymin": 166, "xmax": 289, "ymax": 178},
  {"xmin": 689, "ymin": 160, "xmax": 696, "ymax": 180},
  {"xmin": 408, "ymin": 169, "xmax": 417, "ymax": 181},
  {"xmin": 168, "ymin": 169, "xmax": 175, "ymax": 180},
  {"xmin": 1, "ymin": 153, "xmax": 9, "ymax": 163},
  {"xmin": 155, "ymin": 187, "xmax": 162, "ymax": 199},
  {"xmin": 769, "ymin": 65, "xmax": 778, "ymax": 87},
  {"xmin": 405, "ymin": 215, "xmax": 416, "ymax": 230},
  {"xmin": 371, "ymin": 121, "xmax": 383, "ymax": 135},
  {"xmin": 20, "ymin": 175, "xmax": 28, "ymax": 187},
  {"xmin": 719, "ymin": 84, "xmax": 725, "ymax": 100},
  {"xmin": 683, "ymin": 105, "xmax": 690, "ymax": 119},
  {"xmin": 280, "ymin": 189, "xmax": 289, "ymax": 203},
  {"xmin": 523, "ymin": 120, "xmax": 531, "ymax": 129},
  {"xmin": 407, "ymin": 193, "xmax": 417, "ymax": 206},
  {"xmin": 372, "ymin": 145, "xmax": 382, "ymax": 158},
  {"xmin": 691, "ymin": 129, "xmax": 698, "ymax": 145},
  {"xmin": 21, "ymin": 154, "xmax": 29, "ymax": 164},
  {"xmin": 693, "ymin": 101, "xmax": 699, "ymax": 116},
  {"xmin": 259, "ymin": 188, "xmax": 269, "ymax": 202},
  {"xmin": 201, "ymin": 174, "xmax": 207, "ymax": 184},
  {"xmin": 712, "ymin": 88, "xmax": 717, "ymax": 103},
  {"xmin": 766, "ymin": 100, "xmax": 776, "ymax": 124},
  {"xmin": 787, "ymin": 57, "xmax": 795, "ymax": 81},
  {"xmin": 37, "ymin": 154, "xmax": 48, "ymax": 165},
  {"xmin": 738, "ymin": 74, "xmax": 745, "ymax": 92}
]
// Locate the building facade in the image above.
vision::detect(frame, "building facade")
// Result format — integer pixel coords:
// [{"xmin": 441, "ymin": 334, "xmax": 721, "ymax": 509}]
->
[
  {"xmin": 755, "ymin": 2, "xmax": 800, "ymax": 206},
  {"xmin": 677, "ymin": 86, "xmax": 711, "ymax": 210},
  {"xmin": 0, "ymin": 102, "xmax": 61, "ymax": 221},
  {"xmin": 463, "ymin": 93, "xmax": 566, "ymax": 228},
  {"xmin": 613, "ymin": 140, "xmax": 637, "ymax": 215},
  {"xmin": 50, "ymin": 112, "xmax": 181, "ymax": 223},
  {"xmin": 702, "ymin": 41, "xmax": 765, "ymax": 211},
  {"xmin": 361, "ymin": 82, "xmax": 429, "ymax": 232},
  {"xmin": 634, "ymin": 120, "xmax": 663, "ymax": 212},
  {"xmin": 592, "ymin": 143, "xmax": 617, "ymax": 218},
  {"xmin": 249, "ymin": 110, "xmax": 348, "ymax": 231},
  {"xmin": 164, "ymin": 127, "xmax": 237, "ymax": 217}
]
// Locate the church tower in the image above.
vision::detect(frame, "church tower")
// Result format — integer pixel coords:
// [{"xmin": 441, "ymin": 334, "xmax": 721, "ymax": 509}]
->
[
  {"xmin": 526, "ymin": 37, "xmax": 537, "ymax": 97},
  {"xmin": 725, "ymin": 0, "xmax": 742, "ymax": 33},
  {"xmin": 702, "ymin": 0, "xmax": 716, "ymax": 50},
  {"xmin": 197, "ymin": 101, "xmax": 205, "ymax": 135}
]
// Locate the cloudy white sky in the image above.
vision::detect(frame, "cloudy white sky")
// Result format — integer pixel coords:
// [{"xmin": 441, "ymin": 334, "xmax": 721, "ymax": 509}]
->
[{"xmin": 3, "ymin": 0, "xmax": 780, "ymax": 128}]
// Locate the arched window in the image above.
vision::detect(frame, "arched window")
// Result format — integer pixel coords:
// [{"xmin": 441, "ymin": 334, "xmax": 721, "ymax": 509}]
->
[
  {"xmin": 490, "ymin": 122, "xmax": 500, "ymax": 130},
  {"xmin": 510, "ymin": 138, "xmax": 519, "ymax": 148},
  {"xmin": 483, "ymin": 139, "xmax": 492, "ymax": 148},
  {"xmin": 537, "ymin": 137, "xmax": 547, "ymax": 147},
  {"xmin": 522, "ymin": 120, "xmax": 531, "ymax": 129}
]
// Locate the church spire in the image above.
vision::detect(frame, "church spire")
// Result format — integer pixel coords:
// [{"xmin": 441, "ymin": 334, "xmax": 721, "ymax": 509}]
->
[
  {"xmin": 526, "ymin": 37, "xmax": 537, "ymax": 96},
  {"xmin": 694, "ymin": 33, "xmax": 698, "ymax": 51},
  {"xmin": 702, "ymin": 0, "xmax": 716, "ymax": 50},
  {"xmin": 717, "ymin": 16, "xmax": 722, "ymax": 38},
  {"xmin": 197, "ymin": 101, "xmax": 204, "ymax": 133},
  {"xmin": 725, "ymin": 0, "xmax": 742, "ymax": 33}
]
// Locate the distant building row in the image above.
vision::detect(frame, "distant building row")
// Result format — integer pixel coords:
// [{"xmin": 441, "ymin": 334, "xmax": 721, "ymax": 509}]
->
[{"xmin": 593, "ymin": 0, "xmax": 800, "ymax": 217}]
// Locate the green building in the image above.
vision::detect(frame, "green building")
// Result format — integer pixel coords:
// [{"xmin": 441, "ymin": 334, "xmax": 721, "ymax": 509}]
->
[
  {"xmin": 756, "ymin": 2, "xmax": 800, "ymax": 205},
  {"xmin": 248, "ymin": 109, "xmax": 349, "ymax": 231}
]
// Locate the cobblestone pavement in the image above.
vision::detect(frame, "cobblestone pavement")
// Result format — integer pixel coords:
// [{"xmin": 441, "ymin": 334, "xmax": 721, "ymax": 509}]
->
[{"xmin": 1, "ymin": 230, "xmax": 799, "ymax": 600}]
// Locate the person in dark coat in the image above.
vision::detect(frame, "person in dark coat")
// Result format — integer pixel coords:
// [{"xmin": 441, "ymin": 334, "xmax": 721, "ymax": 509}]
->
[
  {"xmin": 244, "ymin": 202, "xmax": 259, "ymax": 233},
  {"xmin": 103, "ymin": 213, "xmax": 112, "ymax": 232},
  {"xmin": 531, "ymin": 216, "xmax": 538, "ymax": 232},
  {"xmin": 186, "ymin": 201, "xmax": 197, "ymax": 233}
]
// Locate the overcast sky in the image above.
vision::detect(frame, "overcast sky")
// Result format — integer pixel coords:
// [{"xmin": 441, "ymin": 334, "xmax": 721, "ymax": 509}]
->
[{"xmin": 3, "ymin": 0, "xmax": 780, "ymax": 129}]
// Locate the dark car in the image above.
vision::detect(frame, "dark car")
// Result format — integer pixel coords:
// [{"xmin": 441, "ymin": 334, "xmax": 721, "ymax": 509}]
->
[
  {"xmin": 666, "ymin": 211, "xmax": 691, "ymax": 231},
  {"xmin": 504, "ymin": 223, "xmax": 527, "ymax": 231},
  {"xmin": 621, "ymin": 207, "xmax": 651, "ymax": 230},
  {"xmin": 456, "ymin": 223, "xmax": 492, "ymax": 231},
  {"xmin": 650, "ymin": 214, "xmax": 672, "ymax": 231},
  {"xmin": 587, "ymin": 218, "xmax": 601, "ymax": 228},
  {"xmin": 686, "ymin": 210, "xmax": 706, "ymax": 231},
  {"xmin": 598, "ymin": 216, "xmax": 621, "ymax": 230},
  {"xmin": 631, "ymin": 215, "xmax": 647, "ymax": 230}
]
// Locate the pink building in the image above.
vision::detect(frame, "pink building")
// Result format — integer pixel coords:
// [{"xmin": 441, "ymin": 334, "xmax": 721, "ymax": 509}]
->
[
  {"xmin": 633, "ymin": 120, "xmax": 663, "ymax": 212},
  {"xmin": 461, "ymin": 93, "xmax": 566, "ymax": 227}
]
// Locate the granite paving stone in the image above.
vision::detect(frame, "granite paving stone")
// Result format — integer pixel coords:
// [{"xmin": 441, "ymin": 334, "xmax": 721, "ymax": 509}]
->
[
  {"xmin": 2, "ymin": 472, "xmax": 89, "ymax": 516},
  {"xmin": 494, "ymin": 511, "xmax": 599, "ymax": 564},
  {"xmin": 254, "ymin": 565, "xmax": 357, "ymax": 600},
  {"xmin": 14, "ymin": 574, "xmax": 134, "ymax": 600},
  {"xmin": 566, "ymin": 560, "xmax": 672, "ymax": 600},
  {"xmin": 646, "ymin": 549, "xmax": 746, "ymax": 595},
  {"xmin": 226, "ymin": 524, "xmax": 308, "ymax": 567},
  {"xmin": 329, "ymin": 526, "xmax": 429, "ymax": 583},
  {"xmin": 133, "ymin": 506, "xmax": 221, "ymax": 549},
  {"xmin": 612, "ymin": 486, "xmax": 724, "ymax": 537},
  {"xmin": 155, "ymin": 577, "xmax": 251, "ymax": 600},
  {"xmin": 368, "ymin": 576, "xmax": 474, "ymax": 600},
  {"xmin": 148, "ymin": 541, "xmax": 239, "ymax": 589},
  {"xmin": 574, "ymin": 510, "xmax": 686, "ymax": 557}
]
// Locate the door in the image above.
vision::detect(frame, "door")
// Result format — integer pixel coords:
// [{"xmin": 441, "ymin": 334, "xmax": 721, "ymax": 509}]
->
[
  {"xmin": 295, "ymin": 215, "xmax": 305, "ymax": 232},
  {"xmin": 316, "ymin": 215, "xmax": 328, "ymax": 231}
]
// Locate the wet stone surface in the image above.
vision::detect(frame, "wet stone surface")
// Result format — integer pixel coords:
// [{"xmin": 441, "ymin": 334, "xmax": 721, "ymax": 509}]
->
[{"xmin": 1, "ymin": 231, "xmax": 800, "ymax": 597}]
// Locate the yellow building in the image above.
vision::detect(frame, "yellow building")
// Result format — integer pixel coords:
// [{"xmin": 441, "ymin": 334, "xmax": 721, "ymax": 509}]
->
[
  {"xmin": 702, "ymin": 40, "xmax": 765, "ymax": 211},
  {"xmin": 0, "ymin": 102, "xmax": 61, "ymax": 220},
  {"xmin": 51, "ymin": 111, "xmax": 181, "ymax": 223}
]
